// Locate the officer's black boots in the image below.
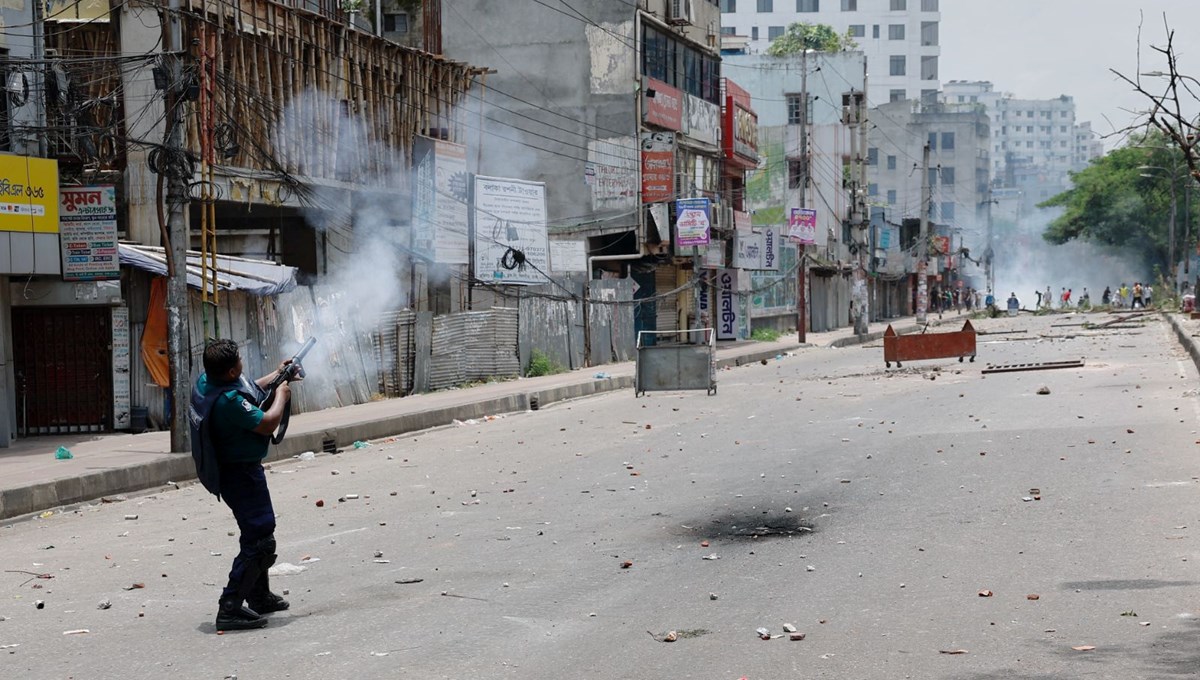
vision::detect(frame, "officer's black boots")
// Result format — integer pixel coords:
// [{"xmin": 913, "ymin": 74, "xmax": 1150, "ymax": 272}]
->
[
  {"xmin": 216, "ymin": 598, "xmax": 268, "ymax": 631},
  {"xmin": 247, "ymin": 574, "xmax": 290, "ymax": 614}
]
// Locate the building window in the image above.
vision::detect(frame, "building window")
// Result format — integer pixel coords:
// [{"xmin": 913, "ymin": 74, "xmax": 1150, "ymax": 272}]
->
[
  {"xmin": 1061, "ymin": 111, "xmax": 1069, "ymax": 118},
  {"xmin": 887, "ymin": 155, "xmax": 897, "ymax": 170},
  {"xmin": 921, "ymin": 21, "xmax": 938, "ymax": 45},
  {"xmin": 890, "ymin": 0, "xmax": 906, "ymax": 10},
  {"xmin": 873, "ymin": 24, "xmax": 880, "ymax": 38},
  {"xmin": 868, "ymin": 183, "xmax": 879, "ymax": 196},
  {"xmin": 1026, "ymin": 110, "xmax": 1034, "ymax": 117},
  {"xmin": 721, "ymin": 0, "xmax": 736, "ymax": 11},
  {"xmin": 889, "ymin": 88, "xmax": 905, "ymax": 103},
  {"xmin": 941, "ymin": 202, "xmax": 955, "ymax": 220},
  {"xmin": 921, "ymin": 0, "xmax": 938, "ymax": 10},
  {"xmin": 888, "ymin": 24, "xmax": 905, "ymax": 40},
  {"xmin": 786, "ymin": 93, "xmax": 808, "ymax": 124},
  {"xmin": 848, "ymin": 24, "xmax": 865, "ymax": 37},
  {"xmin": 721, "ymin": 26, "xmax": 736, "ymax": 34},
  {"xmin": 1026, "ymin": 141, "xmax": 1033, "ymax": 148},
  {"xmin": 927, "ymin": 132, "xmax": 937, "ymax": 150},
  {"xmin": 751, "ymin": 26, "xmax": 759, "ymax": 39},
  {"xmin": 757, "ymin": 0, "xmax": 772, "ymax": 11},
  {"xmin": 867, "ymin": 147, "xmax": 878, "ymax": 165},
  {"xmin": 1026, "ymin": 126, "xmax": 1033, "ymax": 133},
  {"xmin": 941, "ymin": 132, "xmax": 954, "ymax": 150},
  {"xmin": 383, "ymin": 12, "xmax": 409, "ymax": 33},
  {"xmin": 797, "ymin": 0, "xmax": 818, "ymax": 11},
  {"xmin": 887, "ymin": 189, "xmax": 897, "ymax": 204},
  {"xmin": 940, "ymin": 166, "xmax": 954, "ymax": 185},
  {"xmin": 920, "ymin": 55, "xmax": 938, "ymax": 80},
  {"xmin": 841, "ymin": 0, "xmax": 856, "ymax": 9},
  {"xmin": 1060, "ymin": 125, "xmax": 1068, "ymax": 132},
  {"xmin": 768, "ymin": 25, "xmax": 785, "ymax": 40},
  {"xmin": 889, "ymin": 55, "xmax": 906, "ymax": 76}
]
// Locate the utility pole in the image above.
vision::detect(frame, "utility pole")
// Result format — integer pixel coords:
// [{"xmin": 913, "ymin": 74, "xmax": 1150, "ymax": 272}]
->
[
  {"xmin": 849, "ymin": 87, "xmax": 868, "ymax": 335},
  {"xmin": 916, "ymin": 143, "xmax": 931, "ymax": 325},
  {"xmin": 796, "ymin": 48, "xmax": 809, "ymax": 344},
  {"xmin": 164, "ymin": 0, "xmax": 191, "ymax": 453}
]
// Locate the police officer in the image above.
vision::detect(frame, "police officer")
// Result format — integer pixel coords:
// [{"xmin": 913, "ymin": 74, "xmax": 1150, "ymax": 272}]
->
[{"xmin": 192, "ymin": 339, "xmax": 297, "ymax": 631}]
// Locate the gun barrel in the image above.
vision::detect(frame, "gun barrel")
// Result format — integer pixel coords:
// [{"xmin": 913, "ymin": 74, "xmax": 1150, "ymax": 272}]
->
[{"xmin": 293, "ymin": 337, "xmax": 317, "ymax": 362}]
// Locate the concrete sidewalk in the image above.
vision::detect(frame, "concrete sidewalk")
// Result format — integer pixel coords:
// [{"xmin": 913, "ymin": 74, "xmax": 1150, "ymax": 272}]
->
[{"xmin": 0, "ymin": 312, "xmax": 962, "ymax": 520}]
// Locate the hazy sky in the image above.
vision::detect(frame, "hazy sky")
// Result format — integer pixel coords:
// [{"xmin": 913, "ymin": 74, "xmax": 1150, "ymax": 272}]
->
[{"xmin": 941, "ymin": 0, "xmax": 1200, "ymax": 145}]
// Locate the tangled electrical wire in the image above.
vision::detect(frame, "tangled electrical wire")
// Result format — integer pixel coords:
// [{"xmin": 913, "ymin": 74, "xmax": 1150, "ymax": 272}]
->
[
  {"xmin": 499, "ymin": 246, "xmax": 527, "ymax": 272},
  {"xmin": 147, "ymin": 144, "xmax": 196, "ymax": 181}
]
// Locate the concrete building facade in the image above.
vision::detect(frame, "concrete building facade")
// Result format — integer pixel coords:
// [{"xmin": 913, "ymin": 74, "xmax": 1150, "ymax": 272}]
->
[
  {"xmin": 443, "ymin": 1, "xmax": 742, "ymax": 339},
  {"xmin": 720, "ymin": 0, "xmax": 941, "ymax": 103},
  {"xmin": 867, "ymin": 100, "xmax": 990, "ymax": 292},
  {"xmin": 940, "ymin": 80, "xmax": 1104, "ymax": 211}
]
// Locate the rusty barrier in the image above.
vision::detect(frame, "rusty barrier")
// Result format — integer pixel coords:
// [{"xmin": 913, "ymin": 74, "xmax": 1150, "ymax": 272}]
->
[{"xmin": 883, "ymin": 320, "xmax": 977, "ymax": 368}]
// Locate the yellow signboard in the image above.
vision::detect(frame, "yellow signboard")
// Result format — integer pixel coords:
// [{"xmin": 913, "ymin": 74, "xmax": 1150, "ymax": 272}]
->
[{"xmin": 0, "ymin": 154, "xmax": 59, "ymax": 234}]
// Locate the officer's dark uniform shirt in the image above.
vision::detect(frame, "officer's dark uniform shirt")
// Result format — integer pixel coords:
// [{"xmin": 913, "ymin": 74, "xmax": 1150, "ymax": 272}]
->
[{"xmin": 198, "ymin": 374, "xmax": 269, "ymax": 463}]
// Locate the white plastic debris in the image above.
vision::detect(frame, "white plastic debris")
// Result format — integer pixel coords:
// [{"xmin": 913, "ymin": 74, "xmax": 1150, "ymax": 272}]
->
[
  {"xmin": 268, "ymin": 562, "xmax": 308, "ymax": 577},
  {"xmin": 299, "ymin": 451, "xmax": 316, "ymax": 461}
]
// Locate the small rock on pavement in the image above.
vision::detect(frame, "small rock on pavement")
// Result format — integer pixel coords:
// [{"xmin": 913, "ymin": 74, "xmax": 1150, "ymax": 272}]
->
[
  {"xmin": 1027, "ymin": 594, "xmax": 1040, "ymax": 600},
  {"xmin": 783, "ymin": 623, "xmax": 797, "ymax": 633},
  {"xmin": 124, "ymin": 514, "xmax": 138, "ymax": 520},
  {"xmin": 978, "ymin": 589, "xmax": 994, "ymax": 597},
  {"xmin": 789, "ymin": 632, "xmax": 807, "ymax": 641},
  {"xmin": 755, "ymin": 627, "xmax": 770, "ymax": 640},
  {"xmin": 620, "ymin": 560, "xmax": 633, "ymax": 569},
  {"xmin": 709, "ymin": 593, "xmax": 719, "ymax": 600},
  {"xmin": 1036, "ymin": 386, "xmax": 1050, "ymax": 395},
  {"xmin": 664, "ymin": 631, "xmax": 678, "ymax": 642},
  {"xmin": 97, "ymin": 599, "xmax": 112, "ymax": 610}
]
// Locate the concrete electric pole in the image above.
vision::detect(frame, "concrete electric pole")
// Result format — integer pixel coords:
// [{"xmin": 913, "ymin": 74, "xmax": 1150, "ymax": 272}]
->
[
  {"xmin": 796, "ymin": 48, "xmax": 810, "ymax": 344},
  {"xmin": 164, "ymin": 0, "xmax": 192, "ymax": 453},
  {"xmin": 916, "ymin": 143, "xmax": 931, "ymax": 325}
]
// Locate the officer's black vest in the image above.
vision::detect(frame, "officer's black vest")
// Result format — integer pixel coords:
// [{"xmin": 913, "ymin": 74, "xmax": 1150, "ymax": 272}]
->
[{"xmin": 189, "ymin": 375, "xmax": 265, "ymax": 498}]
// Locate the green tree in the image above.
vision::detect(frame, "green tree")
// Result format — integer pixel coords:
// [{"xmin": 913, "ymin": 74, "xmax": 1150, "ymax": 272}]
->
[
  {"xmin": 765, "ymin": 22, "xmax": 856, "ymax": 56},
  {"xmin": 1040, "ymin": 131, "xmax": 1196, "ymax": 270}
]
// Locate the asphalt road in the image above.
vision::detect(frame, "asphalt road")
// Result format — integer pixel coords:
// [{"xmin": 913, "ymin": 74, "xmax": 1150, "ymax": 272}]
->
[{"xmin": 4, "ymin": 311, "xmax": 1200, "ymax": 679}]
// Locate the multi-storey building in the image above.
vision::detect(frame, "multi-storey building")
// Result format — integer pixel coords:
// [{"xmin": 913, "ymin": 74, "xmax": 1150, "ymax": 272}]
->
[
  {"xmin": 720, "ymin": 0, "xmax": 941, "ymax": 103},
  {"xmin": 443, "ymin": 1, "xmax": 747, "ymax": 341},
  {"xmin": 724, "ymin": 50, "xmax": 871, "ymax": 332},
  {"xmin": 867, "ymin": 100, "xmax": 990, "ymax": 296},
  {"xmin": 941, "ymin": 80, "xmax": 1103, "ymax": 210}
]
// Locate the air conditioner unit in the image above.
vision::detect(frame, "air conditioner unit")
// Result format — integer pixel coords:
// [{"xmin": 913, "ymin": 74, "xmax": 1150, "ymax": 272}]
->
[{"xmin": 667, "ymin": 0, "xmax": 695, "ymax": 26}]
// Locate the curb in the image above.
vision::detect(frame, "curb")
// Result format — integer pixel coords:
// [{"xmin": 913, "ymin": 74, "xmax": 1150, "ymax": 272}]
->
[
  {"xmin": 1165, "ymin": 312, "xmax": 1200, "ymax": 374},
  {"xmin": 0, "ymin": 376, "xmax": 632, "ymax": 521},
  {"xmin": 0, "ymin": 329, "xmax": 911, "ymax": 521}
]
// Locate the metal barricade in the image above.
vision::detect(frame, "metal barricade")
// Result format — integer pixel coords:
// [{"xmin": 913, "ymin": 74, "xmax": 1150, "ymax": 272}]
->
[{"xmin": 635, "ymin": 329, "xmax": 717, "ymax": 396}]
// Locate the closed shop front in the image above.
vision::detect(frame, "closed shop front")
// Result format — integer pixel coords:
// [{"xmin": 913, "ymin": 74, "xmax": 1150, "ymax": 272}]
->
[{"xmin": 13, "ymin": 306, "xmax": 113, "ymax": 434}]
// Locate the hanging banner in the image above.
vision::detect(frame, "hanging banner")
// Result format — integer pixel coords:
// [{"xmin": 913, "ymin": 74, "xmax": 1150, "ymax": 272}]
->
[
  {"xmin": 640, "ymin": 132, "xmax": 674, "ymax": 204},
  {"xmin": 643, "ymin": 78, "xmax": 684, "ymax": 131},
  {"xmin": 112, "ymin": 306, "xmax": 130, "ymax": 429},
  {"xmin": 716, "ymin": 268, "xmax": 739, "ymax": 341},
  {"xmin": 549, "ymin": 240, "xmax": 587, "ymax": 272},
  {"xmin": 761, "ymin": 227, "xmax": 779, "ymax": 271},
  {"xmin": 788, "ymin": 207, "xmax": 817, "ymax": 245},
  {"xmin": 674, "ymin": 197, "xmax": 711, "ymax": 248},
  {"xmin": 473, "ymin": 175, "xmax": 549, "ymax": 285},
  {"xmin": 60, "ymin": 185, "xmax": 118, "ymax": 281}
]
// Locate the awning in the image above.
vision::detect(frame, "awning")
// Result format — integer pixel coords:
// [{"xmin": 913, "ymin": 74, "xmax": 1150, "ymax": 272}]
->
[{"xmin": 118, "ymin": 244, "xmax": 298, "ymax": 296}]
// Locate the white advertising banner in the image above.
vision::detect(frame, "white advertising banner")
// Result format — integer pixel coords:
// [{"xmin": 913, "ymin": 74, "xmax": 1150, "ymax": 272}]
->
[
  {"xmin": 474, "ymin": 176, "xmax": 550, "ymax": 285},
  {"xmin": 549, "ymin": 240, "xmax": 587, "ymax": 273},
  {"xmin": 112, "ymin": 306, "xmax": 130, "ymax": 429},
  {"xmin": 60, "ymin": 185, "xmax": 118, "ymax": 281}
]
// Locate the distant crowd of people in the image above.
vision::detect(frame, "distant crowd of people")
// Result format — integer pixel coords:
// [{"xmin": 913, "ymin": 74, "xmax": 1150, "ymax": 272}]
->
[{"xmin": 1029, "ymin": 283, "xmax": 1154, "ymax": 311}]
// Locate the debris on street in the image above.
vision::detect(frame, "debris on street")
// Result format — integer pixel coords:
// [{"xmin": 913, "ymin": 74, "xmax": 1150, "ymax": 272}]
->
[{"xmin": 54, "ymin": 446, "xmax": 73, "ymax": 460}]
